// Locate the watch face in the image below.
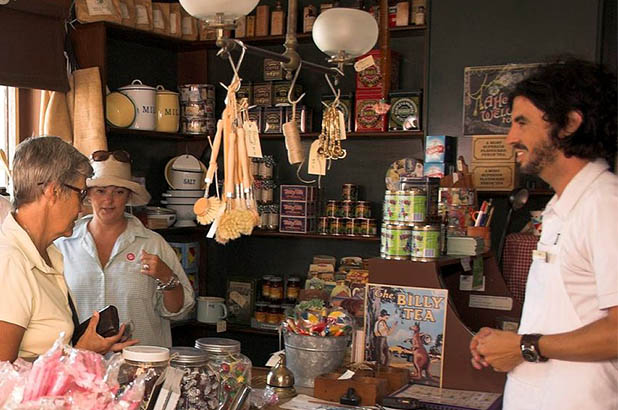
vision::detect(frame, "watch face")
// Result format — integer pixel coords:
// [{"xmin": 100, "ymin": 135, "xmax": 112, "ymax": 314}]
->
[{"xmin": 522, "ymin": 349, "xmax": 538, "ymax": 362}]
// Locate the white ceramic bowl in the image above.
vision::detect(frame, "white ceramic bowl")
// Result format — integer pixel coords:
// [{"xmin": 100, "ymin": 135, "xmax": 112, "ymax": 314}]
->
[
  {"xmin": 164, "ymin": 203, "xmax": 196, "ymax": 227},
  {"xmin": 163, "ymin": 189, "xmax": 204, "ymax": 198},
  {"xmin": 168, "ymin": 169, "xmax": 203, "ymax": 190},
  {"xmin": 161, "ymin": 197, "xmax": 199, "ymax": 205}
]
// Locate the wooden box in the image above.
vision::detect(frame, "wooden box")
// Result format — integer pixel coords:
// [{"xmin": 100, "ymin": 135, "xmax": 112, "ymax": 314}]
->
[
  {"xmin": 356, "ymin": 366, "xmax": 410, "ymax": 393},
  {"xmin": 470, "ymin": 161, "xmax": 518, "ymax": 191},
  {"xmin": 313, "ymin": 373, "xmax": 388, "ymax": 406},
  {"xmin": 472, "ymin": 135, "xmax": 515, "ymax": 162}
]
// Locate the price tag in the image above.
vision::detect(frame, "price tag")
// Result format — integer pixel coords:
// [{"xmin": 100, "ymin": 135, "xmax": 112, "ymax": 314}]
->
[
  {"xmin": 460, "ymin": 256, "xmax": 472, "ymax": 272},
  {"xmin": 354, "ymin": 55, "xmax": 376, "ymax": 72},
  {"xmin": 472, "ymin": 255, "xmax": 484, "ymax": 289},
  {"xmin": 243, "ymin": 121, "xmax": 263, "ymax": 158},
  {"xmin": 338, "ymin": 110, "xmax": 347, "ymax": 140},
  {"xmin": 265, "ymin": 350, "xmax": 285, "ymax": 367},
  {"xmin": 308, "ymin": 140, "xmax": 326, "ymax": 175},
  {"xmin": 338, "ymin": 370, "xmax": 355, "ymax": 380},
  {"xmin": 206, "ymin": 202, "xmax": 227, "ymax": 238},
  {"xmin": 216, "ymin": 320, "xmax": 227, "ymax": 333}
]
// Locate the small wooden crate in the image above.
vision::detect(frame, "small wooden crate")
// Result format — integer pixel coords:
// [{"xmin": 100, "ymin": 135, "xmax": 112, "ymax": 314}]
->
[
  {"xmin": 356, "ymin": 367, "xmax": 410, "ymax": 394},
  {"xmin": 313, "ymin": 373, "xmax": 388, "ymax": 406}
]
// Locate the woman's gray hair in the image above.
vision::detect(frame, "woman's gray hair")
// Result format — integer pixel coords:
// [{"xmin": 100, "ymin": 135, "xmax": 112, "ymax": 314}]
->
[{"xmin": 12, "ymin": 136, "xmax": 93, "ymax": 208}]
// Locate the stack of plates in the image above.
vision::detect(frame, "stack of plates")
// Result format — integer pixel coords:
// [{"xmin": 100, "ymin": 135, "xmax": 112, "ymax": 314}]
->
[
  {"xmin": 161, "ymin": 154, "xmax": 207, "ymax": 227},
  {"xmin": 161, "ymin": 189, "xmax": 204, "ymax": 227}
]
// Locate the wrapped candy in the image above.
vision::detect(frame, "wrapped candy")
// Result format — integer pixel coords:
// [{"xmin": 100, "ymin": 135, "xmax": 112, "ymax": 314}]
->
[{"xmin": 282, "ymin": 303, "xmax": 354, "ymax": 337}]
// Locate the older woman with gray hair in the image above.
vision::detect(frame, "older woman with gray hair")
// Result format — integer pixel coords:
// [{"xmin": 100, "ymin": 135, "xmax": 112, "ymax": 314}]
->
[{"xmin": 0, "ymin": 136, "xmax": 136, "ymax": 362}]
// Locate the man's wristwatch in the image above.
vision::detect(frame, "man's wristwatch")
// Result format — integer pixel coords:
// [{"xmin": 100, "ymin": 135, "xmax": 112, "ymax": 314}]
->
[{"xmin": 520, "ymin": 333, "xmax": 548, "ymax": 362}]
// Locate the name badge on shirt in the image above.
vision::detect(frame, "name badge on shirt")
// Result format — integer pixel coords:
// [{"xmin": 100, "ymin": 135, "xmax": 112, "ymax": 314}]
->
[{"xmin": 532, "ymin": 250, "xmax": 548, "ymax": 262}]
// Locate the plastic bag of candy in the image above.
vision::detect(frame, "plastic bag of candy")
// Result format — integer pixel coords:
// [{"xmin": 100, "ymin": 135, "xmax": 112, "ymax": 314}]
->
[{"xmin": 282, "ymin": 301, "xmax": 354, "ymax": 337}]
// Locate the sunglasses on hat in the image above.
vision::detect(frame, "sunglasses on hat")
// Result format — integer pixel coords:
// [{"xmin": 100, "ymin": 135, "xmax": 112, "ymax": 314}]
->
[{"xmin": 91, "ymin": 150, "xmax": 131, "ymax": 163}]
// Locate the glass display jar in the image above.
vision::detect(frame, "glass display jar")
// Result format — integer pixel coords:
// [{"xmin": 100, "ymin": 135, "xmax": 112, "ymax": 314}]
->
[
  {"xmin": 118, "ymin": 346, "xmax": 170, "ymax": 409},
  {"xmin": 195, "ymin": 338, "xmax": 252, "ymax": 404},
  {"xmin": 261, "ymin": 179, "xmax": 275, "ymax": 203},
  {"xmin": 267, "ymin": 304, "xmax": 282, "ymax": 325},
  {"xmin": 269, "ymin": 276, "xmax": 283, "ymax": 301},
  {"xmin": 254, "ymin": 301, "xmax": 269, "ymax": 323},
  {"xmin": 267, "ymin": 204, "xmax": 279, "ymax": 230},
  {"xmin": 258, "ymin": 155, "xmax": 275, "ymax": 179},
  {"xmin": 258, "ymin": 204, "xmax": 269, "ymax": 228},
  {"xmin": 261, "ymin": 275, "xmax": 272, "ymax": 299},
  {"xmin": 286, "ymin": 277, "xmax": 301, "ymax": 302},
  {"xmin": 170, "ymin": 347, "xmax": 220, "ymax": 410}
]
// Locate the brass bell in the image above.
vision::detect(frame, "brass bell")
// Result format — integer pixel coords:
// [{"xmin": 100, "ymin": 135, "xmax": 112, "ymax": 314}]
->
[{"xmin": 266, "ymin": 353, "xmax": 297, "ymax": 399}]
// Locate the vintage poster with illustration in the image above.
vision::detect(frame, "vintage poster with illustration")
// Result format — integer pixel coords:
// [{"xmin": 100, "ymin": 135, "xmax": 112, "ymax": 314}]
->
[
  {"xmin": 463, "ymin": 63, "xmax": 540, "ymax": 135},
  {"xmin": 364, "ymin": 284, "xmax": 448, "ymax": 387}
]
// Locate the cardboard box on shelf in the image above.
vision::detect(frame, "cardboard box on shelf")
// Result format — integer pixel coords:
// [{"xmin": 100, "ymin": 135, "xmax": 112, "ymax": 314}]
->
[
  {"xmin": 279, "ymin": 215, "xmax": 316, "ymax": 233},
  {"xmin": 280, "ymin": 184, "xmax": 318, "ymax": 202},
  {"xmin": 425, "ymin": 135, "xmax": 457, "ymax": 163},
  {"xmin": 471, "ymin": 161, "xmax": 518, "ymax": 191},
  {"xmin": 280, "ymin": 200, "xmax": 317, "ymax": 217},
  {"xmin": 472, "ymin": 134, "xmax": 515, "ymax": 162},
  {"xmin": 355, "ymin": 92, "xmax": 387, "ymax": 132},
  {"xmin": 355, "ymin": 50, "xmax": 401, "ymax": 93}
]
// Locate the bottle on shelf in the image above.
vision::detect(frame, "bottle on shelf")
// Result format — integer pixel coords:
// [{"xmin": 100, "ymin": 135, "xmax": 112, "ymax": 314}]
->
[{"xmin": 270, "ymin": 1, "xmax": 285, "ymax": 36}]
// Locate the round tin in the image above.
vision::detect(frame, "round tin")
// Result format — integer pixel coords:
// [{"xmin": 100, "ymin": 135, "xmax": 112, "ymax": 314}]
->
[
  {"xmin": 357, "ymin": 218, "xmax": 377, "ymax": 237},
  {"xmin": 382, "ymin": 190, "xmax": 398, "ymax": 222},
  {"xmin": 326, "ymin": 200, "xmax": 339, "ymax": 217},
  {"xmin": 345, "ymin": 218, "xmax": 356, "ymax": 236},
  {"xmin": 381, "ymin": 224, "xmax": 412, "ymax": 260},
  {"xmin": 398, "ymin": 188, "xmax": 427, "ymax": 223},
  {"xmin": 342, "ymin": 184, "xmax": 359, "ymax": 201},
  {"xmin": 355, "ymin": 201, "xmax": 371, "ymax": 218},
  {"xmin": 411, "ymin": 224, "xmax": 441, "ymax": 261},
  {"xmin": 329, "ymin": 217, "xmax": 343, "ymax": 236},
  {"xmin": 340, "ymin": 200, "xmax": 355, "ymax": 218},
  {"xmin": 318, "ymin": 216, "xmax": 329, "ymax": 235}
]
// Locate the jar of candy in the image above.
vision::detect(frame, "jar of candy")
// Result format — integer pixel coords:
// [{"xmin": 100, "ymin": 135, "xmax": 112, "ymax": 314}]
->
[
  {"xmin": 170, "ymin": 347, "xmax": 220, "ymax": 410},
  {"xmin": 118, "ymin": 346, "xmax": 170, "ymax": 408},
  {"xmin": 194, "ymin": 338, "xmax": 252, "ymax": 404},
  {"xmin": 267, "ymin": 304, "xmax": 282, "ymax": 324},
  {"xmin": 254, "ymin": 301, "xmax": 268, "ymax": 323},
  {"xmin": 261, "ymin": 179, "xmax": 275, "ymax": 203},
  {"xmin": 267, "ymin": 204, "xmax": 279, "ymax": 230},
  {"xmin": 286, "ymin": 277, "xmax": 301, "ymax": 302},
  {"xmin": 269, "ymin": 277, "xmax": 283, "ymax": 301},
  {"xmin": 258, "ymin": 204, "xmax": 269, "ymax": 228},
  {"xmin": 258, "ymin": 155, "xmax": 275, "ymax": 179}
]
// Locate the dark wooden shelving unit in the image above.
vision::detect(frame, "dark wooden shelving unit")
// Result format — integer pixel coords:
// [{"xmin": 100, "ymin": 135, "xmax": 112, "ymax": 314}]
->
[
  {"xmin": 478, "ymin": 189, "xmax": 554, "ymax": 196},
  {"xmin": 252, "ymin": 229, "xmax": 379, "ymax": 241},
  {"xmin": 107, "ymin": 127, "xmax": 211, "ymax": 141},
  {"xmin": 260, "ymin": 130, "xmax": 424, "ymax": 140}
]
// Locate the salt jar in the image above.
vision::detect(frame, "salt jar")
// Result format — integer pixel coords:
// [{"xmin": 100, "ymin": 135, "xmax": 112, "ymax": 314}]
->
[
  {"xmin": 170, "ymin": 347, "xmax": 220, "ymax": 410},
  {"xmin": 194, "ymin": 338, "xmax": 252, "ymax": 404},
  {"xmin": 118, "ymin": 346, "xmax": 170, "ymax": 408}
]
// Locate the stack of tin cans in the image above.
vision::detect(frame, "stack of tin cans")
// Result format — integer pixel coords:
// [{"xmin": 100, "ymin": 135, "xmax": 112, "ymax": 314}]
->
[
  {"xmin": 179, "ymin": 84, "xmax": 216, "ymax": 136},
  {"xmin": 380, "ymin": 176, "xmax": 443, "ymax": 261}
]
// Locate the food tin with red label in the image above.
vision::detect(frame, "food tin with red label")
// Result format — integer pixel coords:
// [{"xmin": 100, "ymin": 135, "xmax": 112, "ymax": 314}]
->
[{"xmin": 355, "ymin": 201, "xmax": 371, "ymax": 218}]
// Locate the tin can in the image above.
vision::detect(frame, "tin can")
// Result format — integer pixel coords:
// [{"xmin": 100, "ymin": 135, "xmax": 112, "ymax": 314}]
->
[
  {"xmin": 400, "ymin": 176, "xmax": 440, "ymax": 219},
  {"xmin": 411, "ymin": 224, "xmax": 441, "ymax": 261},
  {"xmin": 345, "ymin": 218, "xmax": 356, "ymax": 236},
  {"xmin": 318, "ymin": 216, "xmax": 329, "ymax": 235},
  {"xmin": 355, "ymin": 201, "xmax": 371, "ymax": 218},
  {"xmin": 382, "ymin": 190, "xmax": 398, "ymax": 222},
  {"xmin": 342, "ymin": 184, "xmax": 358, "ymax": 201},
  {"xmin": 380, "ymin": 224, "xmax": 411, "ymax": 260},
  {"xmin": 398, "ymin": 188, "xmax": 427, "ymax": 223},
  {"xmin": 258, "ymin": 155, "xmax": 275, "ymax": 179},
  {"xmin": 326, "ymin": 200, "xmax": 339, "ymax": 217},
  {"xmin": 357, "ymin": 218, "xmax": 377, "ymax": 237},
  {"xmin": 340, "ymin": 200, "xmax": 355, "ymax": 218},
  {"xmin": 329, "ymin": 217, "xmax": 343, "ymax": 236}
]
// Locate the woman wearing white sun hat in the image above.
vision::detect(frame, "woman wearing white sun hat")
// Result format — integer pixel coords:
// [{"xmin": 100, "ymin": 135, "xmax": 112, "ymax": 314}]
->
[{"xmin": 56, "ymin": 150, "xmax": 195, "ymax": 347}]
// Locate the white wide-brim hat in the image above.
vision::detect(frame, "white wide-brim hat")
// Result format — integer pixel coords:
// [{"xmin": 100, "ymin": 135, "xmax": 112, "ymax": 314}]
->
[{"xmin": 87, "ymin": 157, "xmax": 151, "ymax": 206}]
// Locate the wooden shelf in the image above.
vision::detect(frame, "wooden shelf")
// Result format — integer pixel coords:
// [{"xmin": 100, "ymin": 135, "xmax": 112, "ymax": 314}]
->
[
  {"xmin": 172, "ymin": 320, "xmax": 279, "ymax": 336},
  {"xmin": 478, "ymin": 189, "xmax": 554, "ymax": 196},
  {"xmin": 107, "ymin": 127, "xmax": 211, "ymax": 141},
  {"xmin": 260, "ymin": 130, "xmax": 424, "ymax": 140},
  {"xmin": 252, "ymin": 229, "xmax": 379, "ymax": 241}
]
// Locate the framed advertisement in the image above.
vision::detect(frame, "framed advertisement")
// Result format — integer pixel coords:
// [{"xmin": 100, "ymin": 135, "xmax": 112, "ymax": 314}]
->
[
  {"xmin": 225, "ymin": 277, "xmax": 256, "ymax": 325},
  {"xmin": 364, "ymin": 283, "xmax": 448, "ymax": 388},
  {"xmin": 463, "ymin": 63, "xmax": 540, "ymax": 135}
]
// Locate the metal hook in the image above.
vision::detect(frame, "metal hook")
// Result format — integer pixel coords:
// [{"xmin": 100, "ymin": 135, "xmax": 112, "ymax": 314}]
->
[
  {"xmin": 287, "ymin": 61, "xmax": 306, "ymax": 105},
  {"xmin": 324, "ymin": 73, "xmax": 341, "ymax": 105}
]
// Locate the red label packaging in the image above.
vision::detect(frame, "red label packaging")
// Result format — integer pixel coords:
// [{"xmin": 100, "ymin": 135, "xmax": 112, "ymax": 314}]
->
[
  {"xmin": 355, "ymin": 92, "xmax": 387, "ymax": 132},
  {"xmin": 355, "ymin": 50, "xmax": 401, "ymax": 93}
]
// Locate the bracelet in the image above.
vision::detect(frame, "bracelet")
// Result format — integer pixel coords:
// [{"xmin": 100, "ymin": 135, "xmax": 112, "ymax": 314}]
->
[{"xmin": 156, "ymin": 274, "xmax": 180, "ymax": 291}]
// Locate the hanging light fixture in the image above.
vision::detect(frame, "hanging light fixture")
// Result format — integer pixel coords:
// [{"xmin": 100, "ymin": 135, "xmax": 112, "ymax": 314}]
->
[
  {"xmin": 178, "ymin": 0, "xmax": 260, "ymax": 41},
  {"xmin": 312, "ymin": 8, "xmax": 379, "ymax": 71}
]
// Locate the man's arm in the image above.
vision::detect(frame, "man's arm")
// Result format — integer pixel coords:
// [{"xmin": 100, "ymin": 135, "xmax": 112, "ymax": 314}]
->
[{"xmin": 471, "ymin": 306, "xmax": 618, "ymax": 372}]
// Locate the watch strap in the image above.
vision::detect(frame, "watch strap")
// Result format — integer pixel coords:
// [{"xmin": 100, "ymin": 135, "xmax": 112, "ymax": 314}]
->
[{"xmin": 521, "ymin": 333, "xmax": 548, "ymax": 362}]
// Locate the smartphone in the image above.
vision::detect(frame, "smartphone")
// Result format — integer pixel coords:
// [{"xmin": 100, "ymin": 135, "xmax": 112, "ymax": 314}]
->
[{"xmin": 72, "ymin": 305, "xmax": 120, "ymax": 345}]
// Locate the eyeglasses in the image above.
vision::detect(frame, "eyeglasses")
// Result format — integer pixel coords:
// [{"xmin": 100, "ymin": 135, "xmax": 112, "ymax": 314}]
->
[
  {"xmin": 63, "ymin": 183, "xmax": 89, "ymax": 202},
  {"xmin": 91, "ymin": 150, "xmax": 131, "ymax": 163}
]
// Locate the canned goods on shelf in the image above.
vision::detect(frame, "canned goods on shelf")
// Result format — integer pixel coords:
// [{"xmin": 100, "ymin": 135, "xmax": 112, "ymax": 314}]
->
[
  {"xmin": 342, "ymin": 183, "xmax": 358, "ymax": 201},
  {"xmin": 411, "ymin": 224, "xmax": 441, "ymax": 261},
  {"xmin": 340, "ymin": 200, "xmax": 355, "ymax": 218},
  {"xmin": 344, "ymin": 218, "xmax": 356, "ymax": 236},
  {"xmin": 326, "ymin": 200, "xmax": 339, "ymax": 217},
  {"xmin": 329, "ymin": 217, "xmax": 343, "ymax": 236},
  {"xmin": 382, "ymin": 190, "xmax": 398, "ymax": 222},
  {"xmin": 380, "ymin": 223, "xmax": 412, "ymax": 260},
  {"xmin": 318, "ymin": 216, "xmax": 329, "ymax": 235},
  {"xmin": 397, "ymin": 188, "xmax": 427, "ymax": 223},
  {"xmin": 357, "ymin": 218, "xmax": 377, "ymax": 237},
  {"xmin": 355, "ymin": 201, "xmax": 371, "ymax": 218}
]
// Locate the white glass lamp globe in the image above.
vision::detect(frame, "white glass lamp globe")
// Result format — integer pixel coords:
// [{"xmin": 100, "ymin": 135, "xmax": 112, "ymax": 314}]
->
[
  {"xmin": 312, "ymin": 8, "xmax": 379, "ymax": 60},
  {"xmin": 179, "ymin": 0, "xmax": 259, "ymax": 24}
]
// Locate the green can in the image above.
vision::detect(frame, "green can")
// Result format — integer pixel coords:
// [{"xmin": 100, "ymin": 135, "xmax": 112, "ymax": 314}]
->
[
  {"xmin": 397, "ymin": 188, "xmax": 426, "ymax": 223},
  {"xmin": 381, "ymin": 224, "xmax": 412, "ymax": 260},
  {"xmin": 382, "ymin": 190, "xmax": 399, "ymax": 222},
  {"xmin": 411, "ymin": 224, "xmax": 441, "ymax": 261}
]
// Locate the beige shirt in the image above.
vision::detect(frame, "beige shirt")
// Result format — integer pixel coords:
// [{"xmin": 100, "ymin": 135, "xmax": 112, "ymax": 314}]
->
[
  {"xmin": 0, "ymin": 195, "xmax": 10, "ymax": 222},
  {"xmin": 0, "ymin": 213, "xmax": 73, "ymax": 359}
]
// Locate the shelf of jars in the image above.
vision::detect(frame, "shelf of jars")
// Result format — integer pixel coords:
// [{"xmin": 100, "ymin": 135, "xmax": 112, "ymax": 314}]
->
[
  {"xmin": 252, "ymin": 229, "xmax": 379, "ymax": 241},
  {"xmin": 106, "ymin": 126, "xmax": 211, "ymax": 141},
  {"xmin": 259, "ymin": 130, "xmax": 424, "ymax": 140}
]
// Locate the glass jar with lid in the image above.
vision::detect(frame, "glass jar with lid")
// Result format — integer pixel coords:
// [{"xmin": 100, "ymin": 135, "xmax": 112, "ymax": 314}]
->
[
  {"xmin": 170, "ymin": 347, "xmax": 220, "ymax": 410},
  {"xmin": 195, "ymin": 338, "xmax": 252, "ymax": 404},
  {"xmin": 267, "ymin": 204, "xmax": 279, "ymax": 230},
  {"xmin": 118, "ymin": 346, "xmax": 170, "ymax": 408},
  {"xmin": 254, "ymin": 301, "xmax": 269, "ymax": 323},
  {"xmin": 269, "ymin": 276, "xmax": 283, "ymax": 301},
  {"xmin": 286, "ymin": 277, "xmax": 301, "ymax": 302}
]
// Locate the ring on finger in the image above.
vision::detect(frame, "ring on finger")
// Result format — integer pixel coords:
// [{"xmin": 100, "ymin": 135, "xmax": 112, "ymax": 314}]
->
[{"xmin": 143, "ymin": 263, "xmax": 150, "ymax": 270}]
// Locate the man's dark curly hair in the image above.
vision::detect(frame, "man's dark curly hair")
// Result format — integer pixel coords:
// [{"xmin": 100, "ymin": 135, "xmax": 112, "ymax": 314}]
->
[{"xmin": 509, "ymin": 57, "xmax": 617, "ymax": 163}]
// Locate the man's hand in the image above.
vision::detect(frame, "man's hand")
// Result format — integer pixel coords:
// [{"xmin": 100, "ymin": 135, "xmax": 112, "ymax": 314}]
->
[
  {"xmin": 471, "ymin": 327, "xmax": 523, "ymax": 372},
  {"xmin": 74, "ymin": 311, "xmax": 139, "ymax": 354}
]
